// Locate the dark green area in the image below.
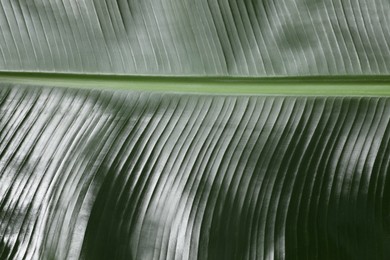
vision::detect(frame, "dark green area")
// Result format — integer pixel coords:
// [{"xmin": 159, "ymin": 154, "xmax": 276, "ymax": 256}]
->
[{"xmin": 0, "ymin": 84, "xmax": 389, "ymax": 259}]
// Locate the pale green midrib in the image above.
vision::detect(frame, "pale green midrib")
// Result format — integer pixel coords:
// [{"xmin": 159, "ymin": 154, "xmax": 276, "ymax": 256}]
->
[{"xmin": 1, "ymin": 72, "xmax": 390, "ymax": 96}]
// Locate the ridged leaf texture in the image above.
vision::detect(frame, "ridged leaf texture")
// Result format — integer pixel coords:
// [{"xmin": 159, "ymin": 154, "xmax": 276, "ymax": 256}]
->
[
  {"xmin": 1, "ymin": 0, "xmax": 390, "ymax": 259},
  {"xmin": 1, "ymin": 0, "xmax": 390, "ymax": 75},
  {"xmin": 0, "ymin": 85, "xmax": 389, "ymax": 259}
]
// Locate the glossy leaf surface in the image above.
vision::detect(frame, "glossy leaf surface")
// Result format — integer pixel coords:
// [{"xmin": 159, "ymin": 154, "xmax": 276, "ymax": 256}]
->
[
  {"xmin": 0, "ymin": 84, "xmax": 389, "ymax": 259},
  {"xmin": 1, "ymin": 0, "xmax": 390, "ymax": 259},
  {"xmin": 1, "ymin": 0, "xmax": 390, "ymax": 75}
]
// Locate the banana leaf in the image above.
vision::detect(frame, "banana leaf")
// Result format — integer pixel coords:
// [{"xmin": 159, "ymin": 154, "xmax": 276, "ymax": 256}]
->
[{"xmin": 0, "ymin": 0, "xmax": 390, "ymax": 259}]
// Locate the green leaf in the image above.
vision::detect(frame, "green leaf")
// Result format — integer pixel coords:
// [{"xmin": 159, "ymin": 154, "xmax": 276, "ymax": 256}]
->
[
  {"xmin": 1, "ymin": 0, "xmax": 390, "ymax": 259},
  {"xmin": 1, "ymin": 0, "xmax": 390, "ymax": 75},
  {"xmin": 1, "ymin": 83, "xmax": 390, "ymax": 259}
]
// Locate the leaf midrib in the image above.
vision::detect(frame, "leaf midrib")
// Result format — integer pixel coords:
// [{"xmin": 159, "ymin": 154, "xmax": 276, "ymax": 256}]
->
[{"xmin": 1, "ymin": 71, "xmax": 390, "ymax": 96}]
